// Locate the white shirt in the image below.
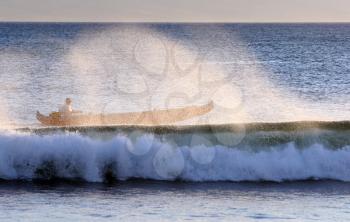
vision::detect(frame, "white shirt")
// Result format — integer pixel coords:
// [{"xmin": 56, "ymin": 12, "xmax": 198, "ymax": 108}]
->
[{"xmin": 59, "ymin": 104, "xmax": 72, "ymax": 115}]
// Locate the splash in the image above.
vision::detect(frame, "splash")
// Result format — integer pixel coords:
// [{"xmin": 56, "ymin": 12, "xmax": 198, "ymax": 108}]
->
[
  {"xmin": 0, "ymin": 24, "xmax": 346, "ymax": 128},
  {"xmin": 65, "ymin": 26, "xmax": 248, "ymax": 125},
  {"xmin": 65, "ymin": 24, "xmax": 334, "ymax": 127}
]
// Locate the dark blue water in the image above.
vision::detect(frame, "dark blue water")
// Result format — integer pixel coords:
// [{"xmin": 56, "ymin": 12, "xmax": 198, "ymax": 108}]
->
[
  {"xmin": 1, "ymin": 180, "xmax": 350, "ymax": 222},
  {"xmin": 236, "ymin": 24, "xmax": 350, "ymax": 103}
]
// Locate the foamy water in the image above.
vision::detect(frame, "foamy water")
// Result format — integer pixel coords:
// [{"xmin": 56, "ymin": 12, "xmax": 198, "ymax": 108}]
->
[{"xmin": 1, "ymin": 126, "xmax": 349, "ymax": 182}]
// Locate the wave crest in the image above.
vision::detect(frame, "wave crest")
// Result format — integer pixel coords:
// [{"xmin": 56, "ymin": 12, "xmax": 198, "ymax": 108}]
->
[{"xmin": 0, "ymin": 131, "xmax": 350, "ymax": 183}]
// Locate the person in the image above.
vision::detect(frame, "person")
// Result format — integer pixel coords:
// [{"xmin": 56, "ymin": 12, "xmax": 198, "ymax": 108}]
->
[{"xmin": 59, "ymin": 98, "xmax": 81, "ymax": 116}]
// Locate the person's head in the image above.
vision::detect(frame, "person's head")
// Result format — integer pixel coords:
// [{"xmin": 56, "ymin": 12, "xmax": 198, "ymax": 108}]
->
[{"xmin": 65, "ymin": 98, "xmax": 72, "ymax": 105}]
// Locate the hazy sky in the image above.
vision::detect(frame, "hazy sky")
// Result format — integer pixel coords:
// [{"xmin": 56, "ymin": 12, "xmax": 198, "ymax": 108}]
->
[{"xmin": 0, "ymin": 0, "xmax": 350, "ymax": 22}]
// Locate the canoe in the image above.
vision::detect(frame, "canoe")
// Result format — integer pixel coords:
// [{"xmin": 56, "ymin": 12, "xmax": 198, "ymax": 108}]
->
[{"xmin": 36, "ymin": 101, "xmax": 214, "ymax": 126}]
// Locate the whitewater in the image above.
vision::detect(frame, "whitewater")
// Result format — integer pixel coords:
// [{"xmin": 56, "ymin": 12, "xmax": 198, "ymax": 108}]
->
[{"xmin": 1, "ymin": 121, "xmax": 349, "ymax": 183}]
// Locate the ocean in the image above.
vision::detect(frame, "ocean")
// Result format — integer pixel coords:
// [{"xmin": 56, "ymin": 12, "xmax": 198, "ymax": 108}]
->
[{"xmin": 0, "ymin": 23, "xmax": 350, "ymax": 221}]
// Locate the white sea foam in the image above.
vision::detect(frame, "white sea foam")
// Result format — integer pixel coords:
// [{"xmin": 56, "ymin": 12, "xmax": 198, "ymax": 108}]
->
[{"xmin": 0, "ymin": 131, "xmax": 350, "ymax": 182}]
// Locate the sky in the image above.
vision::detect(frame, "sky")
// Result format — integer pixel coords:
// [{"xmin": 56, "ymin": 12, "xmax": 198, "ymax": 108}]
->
[{"xmin": 0, "ymin": 0, "xmax": 350, "ymax": 22}]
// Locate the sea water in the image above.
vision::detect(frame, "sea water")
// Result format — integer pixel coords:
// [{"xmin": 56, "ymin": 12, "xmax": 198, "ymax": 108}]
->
[{"xmin": 0, "ymin": 23, "xmax": 350, "ymax": 221}]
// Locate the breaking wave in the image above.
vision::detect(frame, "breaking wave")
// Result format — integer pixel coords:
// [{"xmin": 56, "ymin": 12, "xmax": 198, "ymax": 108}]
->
[{"xmin": 1, "ymin": 122, "xmax": 350, "ymax": 183}]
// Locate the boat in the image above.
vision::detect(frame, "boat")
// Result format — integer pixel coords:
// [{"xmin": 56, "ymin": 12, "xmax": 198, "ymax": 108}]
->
[{"xmin": 36, "ymin": 101, "xmax": 214, "ymax": 126}]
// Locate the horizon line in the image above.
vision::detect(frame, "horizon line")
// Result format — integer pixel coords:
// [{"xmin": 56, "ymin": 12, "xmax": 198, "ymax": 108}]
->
[{"xmin": 1, "ymin": 21, "xmax": 350, "ymax": 24}]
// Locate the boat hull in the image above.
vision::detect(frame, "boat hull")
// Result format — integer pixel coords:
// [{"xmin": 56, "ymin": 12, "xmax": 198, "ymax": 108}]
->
[{"xmin": 36, "ymin": 101, "xmax": 214, "ymax": 126}]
